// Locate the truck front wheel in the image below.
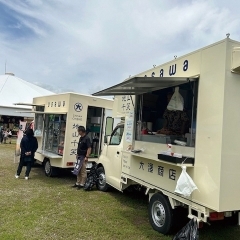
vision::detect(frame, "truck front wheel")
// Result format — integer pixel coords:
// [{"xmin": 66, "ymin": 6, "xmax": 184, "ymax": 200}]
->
[
  {"xmin": 96, "ymin": 167, "xmax": 109, "ymax": 192},
  {"xmin": 148, "ymin": 193, "xmax": 173, "ymax": 234}
]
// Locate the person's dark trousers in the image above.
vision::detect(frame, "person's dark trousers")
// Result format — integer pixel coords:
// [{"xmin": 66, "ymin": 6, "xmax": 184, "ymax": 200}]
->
[{"xmin": 17, "ymin": 158, "xmax": 32, "ymax": 177}]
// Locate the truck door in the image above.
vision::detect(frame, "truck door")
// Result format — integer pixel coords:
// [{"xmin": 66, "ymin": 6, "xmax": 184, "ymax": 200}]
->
[
  {"xmin": 99, "ymin": 109, "xmax": 113, "ymax": 156},
  {"xmin": 105, "ymin": 124, "xmax": 124, "ymax": 190}
]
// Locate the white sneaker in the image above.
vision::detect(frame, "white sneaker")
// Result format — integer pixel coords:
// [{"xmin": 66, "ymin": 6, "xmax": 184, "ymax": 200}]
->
[
  {"xmin": 25, "ymin": 176, "xmax": 29, "ymax": 180},
  {"xmin": 15, "ymin": 175, "xmax": 19, "ymax": 179}
]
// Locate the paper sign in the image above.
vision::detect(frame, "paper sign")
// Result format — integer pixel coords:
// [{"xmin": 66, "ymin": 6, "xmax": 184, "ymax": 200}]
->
[{"xmin": 125, "ymin": 119, "xmax": 133, "ymax": 142}]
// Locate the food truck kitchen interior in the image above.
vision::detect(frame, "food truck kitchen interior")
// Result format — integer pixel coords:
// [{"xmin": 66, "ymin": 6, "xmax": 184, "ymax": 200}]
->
[{"xmin": 135, "ymin": 79, "xmax": 198, "ymax": 147}]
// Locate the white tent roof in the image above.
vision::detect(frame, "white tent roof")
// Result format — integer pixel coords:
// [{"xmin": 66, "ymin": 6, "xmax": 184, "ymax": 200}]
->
[{"xmin": 0, "ymin": 73, "xmax": 54, "ymax": 109}]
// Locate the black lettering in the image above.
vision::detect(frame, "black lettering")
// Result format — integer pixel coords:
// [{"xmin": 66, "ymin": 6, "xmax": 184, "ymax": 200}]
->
[
  {"xmin": 169, "ymin": 169, "xmax": 176, "ymax": 180},
  {"xmin": 70, "ymin": 149, "xmax": 77, "ymax": 155},
  {"xmin": 71, "ymin": 139, "xmax": 78, "ymax": 147},
  {"xmin": 126, "ymin": 103, "xmax": 131, "ymax": 111},
  {"xmin": 122, "ymin": 96, "xmax": 126, "ymax": 102},
  {"xmin": 148, "ymin": 163, "xmax": 153, "ymax": 173},
  {"xmin": 169, "ymin": 64, "xmax": 176, "ymax": 76},
  {"xmin": 139, "ymin": 161, "xmax": 144, "ymax": 170},
  {"xmin": 160, "ymin": 69, "xmax": 164, "ymax": 77},
  {"xmin": 158, "ymin": 166, "xmax": 164, "ymax": 176},
  {"xmin": 183, "ymin": 60, "xmax": 188, "ymax": 71}
]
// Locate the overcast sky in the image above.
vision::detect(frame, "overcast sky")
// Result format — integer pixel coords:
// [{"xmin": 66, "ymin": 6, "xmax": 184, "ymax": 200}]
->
[{"xmin": 0, "ymin": 0, "xmax": 239, "ymax": 94}]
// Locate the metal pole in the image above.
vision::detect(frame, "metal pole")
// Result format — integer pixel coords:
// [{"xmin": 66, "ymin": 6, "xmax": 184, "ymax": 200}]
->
[{"xmin": 190, "ymin": 81, "xmax": 195, "ymax": 147}]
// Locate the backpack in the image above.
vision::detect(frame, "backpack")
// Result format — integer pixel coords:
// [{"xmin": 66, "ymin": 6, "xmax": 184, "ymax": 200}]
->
[{"xmin": 84, "ymin": 164, "xmax": 98, "ymax": 191}]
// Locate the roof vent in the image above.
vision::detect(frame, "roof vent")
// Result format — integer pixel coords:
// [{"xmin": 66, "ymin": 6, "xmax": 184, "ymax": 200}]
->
[{"xmin": 5, "ymin": 72, "xmax": 15, "ymax": 76}]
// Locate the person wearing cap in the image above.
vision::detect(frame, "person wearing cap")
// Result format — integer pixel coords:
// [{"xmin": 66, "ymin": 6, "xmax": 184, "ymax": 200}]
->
[{"xmin": 72, "ymin": 126, "xmax": 92, "ymax": 189}]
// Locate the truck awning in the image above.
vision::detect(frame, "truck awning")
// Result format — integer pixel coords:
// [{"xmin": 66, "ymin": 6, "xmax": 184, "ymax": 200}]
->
[
  {"xmin": 14, "ymin": 103, "xmax": 45, "ymax": 106},
  {"xmin": 16, "ymin": 111, "xmax": 67, "ymax": 114},
  {"xmin": 92, "ymin": 76, "xmax": 198, "ymax": 96}
]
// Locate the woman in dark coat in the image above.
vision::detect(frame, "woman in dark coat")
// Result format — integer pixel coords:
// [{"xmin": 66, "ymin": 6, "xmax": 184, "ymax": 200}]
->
[
  {"xmin": 0, "ymin": 127, "xmax": 3, "ymax": 144},
  {"xmin": 15, "ymin": 129, "xmax": 38, "ymax": 180}
]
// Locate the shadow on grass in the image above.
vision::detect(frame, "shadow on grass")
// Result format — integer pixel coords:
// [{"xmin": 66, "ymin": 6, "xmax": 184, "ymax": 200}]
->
[
  {"xmin": 100, "ymin": 188, "xmax": 240, "ymax": 240},
  {"xmin": 24, "ymin": 163, "xmax": 76, "ymax": 187}
]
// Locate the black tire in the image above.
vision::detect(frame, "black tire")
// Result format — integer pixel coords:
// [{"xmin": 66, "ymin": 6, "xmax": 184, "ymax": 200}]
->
[
  {"xmin": 148, "ymin": 193, "xmax": 173, "ymax": 234},
  {"xmin": 44, "ymin": 159, "xmax": 58, "ymax": 177},
  {"xmin": 96, "ymin": 167, "xmax": 109, "ymax": 192}
]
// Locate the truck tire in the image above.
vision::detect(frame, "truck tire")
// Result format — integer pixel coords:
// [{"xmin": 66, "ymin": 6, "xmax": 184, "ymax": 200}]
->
[
  {"xmin": 96, "ymin": 167, "xmax": 109, "ymax": 192},
  {"xmin": 44, "ymin": 159, "xmax": 58, "ymax": 177},
  {"xmin": 148, "ymin": 193, "xmax": 173, "ymax": 234}
]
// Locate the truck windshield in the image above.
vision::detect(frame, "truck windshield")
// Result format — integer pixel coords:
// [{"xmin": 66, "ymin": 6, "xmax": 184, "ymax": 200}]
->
[{"xmin": 109, "ymin": 125, "xmax": 124, "ymax": 145}]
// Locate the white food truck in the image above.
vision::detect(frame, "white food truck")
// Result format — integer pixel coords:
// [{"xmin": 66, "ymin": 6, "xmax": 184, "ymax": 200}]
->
[
  {"xmin": 20, "ymin": 93, "xmax": 115, "ymax": 176},
  {"xmin": 92, "ymin": 37, "xmax": 240, "ymax": 234}
]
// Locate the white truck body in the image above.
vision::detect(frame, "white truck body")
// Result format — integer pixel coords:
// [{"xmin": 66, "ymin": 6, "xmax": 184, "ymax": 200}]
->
[
  {"xmin": 93, "ymin": 37, "xmax": 240, "ymax": 234},
  {"xmin": 29, "ymin": 93, "xmax": 115, "ymax": 176}
]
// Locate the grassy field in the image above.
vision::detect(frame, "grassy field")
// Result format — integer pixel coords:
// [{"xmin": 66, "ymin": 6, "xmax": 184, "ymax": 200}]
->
[{"xmin": 1, "ymin": 141, "xmax": 240, "ymax": 240}]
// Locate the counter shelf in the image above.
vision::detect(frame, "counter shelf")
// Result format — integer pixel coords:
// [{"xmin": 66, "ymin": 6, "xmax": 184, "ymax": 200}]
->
[
  {"xmin": 139, "ymin": 134, "xmax": 191, "ymax": 146},
  {"xmin": 37, "ymin": 150, "xmax": 63, "ymax": 159},
  {"xmin": 122, "ymin": 150, "xmax": 194, "ymax": 167}
]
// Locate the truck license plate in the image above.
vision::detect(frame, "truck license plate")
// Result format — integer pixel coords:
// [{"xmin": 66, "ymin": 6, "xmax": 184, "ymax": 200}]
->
[{"xmin": 86, "ymin": 162, "xmax": 92, "ymax": 169}]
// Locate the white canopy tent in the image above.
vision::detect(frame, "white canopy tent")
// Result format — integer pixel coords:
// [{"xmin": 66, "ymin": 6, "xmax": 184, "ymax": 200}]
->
[{"xmin": 0, "ymin": 73, "xmax": 54, "ymax": 128}]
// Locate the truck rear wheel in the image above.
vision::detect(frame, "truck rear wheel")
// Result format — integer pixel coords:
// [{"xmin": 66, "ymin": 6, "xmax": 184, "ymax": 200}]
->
[
  {"xmin": 44, "ymin": 159, "xmax": 58, "ymax": 177},
  {"xmin": 96, "ymin": 167, "xmax": 109, "ymax": 192},
  {"xmin": 148, "ymin": 193, "xmax": 173, "ymax": 234}
]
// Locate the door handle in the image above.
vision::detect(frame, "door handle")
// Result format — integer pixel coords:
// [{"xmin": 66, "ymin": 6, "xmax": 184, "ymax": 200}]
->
[{"xmin": 117, "ymin": 151, "xmax": 120, "ymax": 154}]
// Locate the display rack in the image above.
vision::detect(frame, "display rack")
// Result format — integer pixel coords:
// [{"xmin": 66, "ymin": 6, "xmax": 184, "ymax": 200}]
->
[{"xmin": 45, "ymin": 114, "xmax": 66, "ymax": 155}]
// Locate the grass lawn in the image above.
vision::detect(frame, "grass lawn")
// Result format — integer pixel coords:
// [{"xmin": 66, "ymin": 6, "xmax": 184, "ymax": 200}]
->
[{"xmin": 1, "ymin": 140, "xmax": 240, "ymax": 239}]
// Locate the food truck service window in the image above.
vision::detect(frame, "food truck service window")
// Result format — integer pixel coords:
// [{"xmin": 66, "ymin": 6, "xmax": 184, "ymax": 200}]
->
[
  {"xmin": 136, "ymin": 80, "xmax": 198, "ymax": 147},
  {"xmin": 92, "ymin": 76, "xmax": 198, "ymax": 148},
  {"xmin": 35, "ymin": 113, "xmax": 44, "ymax": 136},
  {"xmin": 44, "ymin": 114, "xmax": 66, "ymax": 155}
]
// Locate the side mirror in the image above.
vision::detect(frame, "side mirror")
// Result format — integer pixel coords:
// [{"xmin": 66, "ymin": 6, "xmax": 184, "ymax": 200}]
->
[
  {"xmin": 107, "ymin": 136, "xmax": 111, "ymax": 144},
  {"xmin": 104, "ymin": 136, "xmax": 111, "ymax": 145}
]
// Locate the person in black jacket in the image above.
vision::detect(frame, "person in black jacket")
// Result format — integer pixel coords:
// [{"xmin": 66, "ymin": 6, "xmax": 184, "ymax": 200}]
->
[
  {"xmin": 15, "ymin": 128, "xmax": 38, "ymax": 180},
  {"xmin": 0, "ymin": 127, "xmax": 3, "ymax": 144},
  {"xmin": 72, "ymin": 126, "xmax": 92, "ymax": 189}
]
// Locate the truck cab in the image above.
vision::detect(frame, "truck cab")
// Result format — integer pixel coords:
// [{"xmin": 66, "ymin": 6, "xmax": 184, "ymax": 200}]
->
[{"xmin": 97, "ymin": 122, "xmax": 124, "ymax": 191}]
